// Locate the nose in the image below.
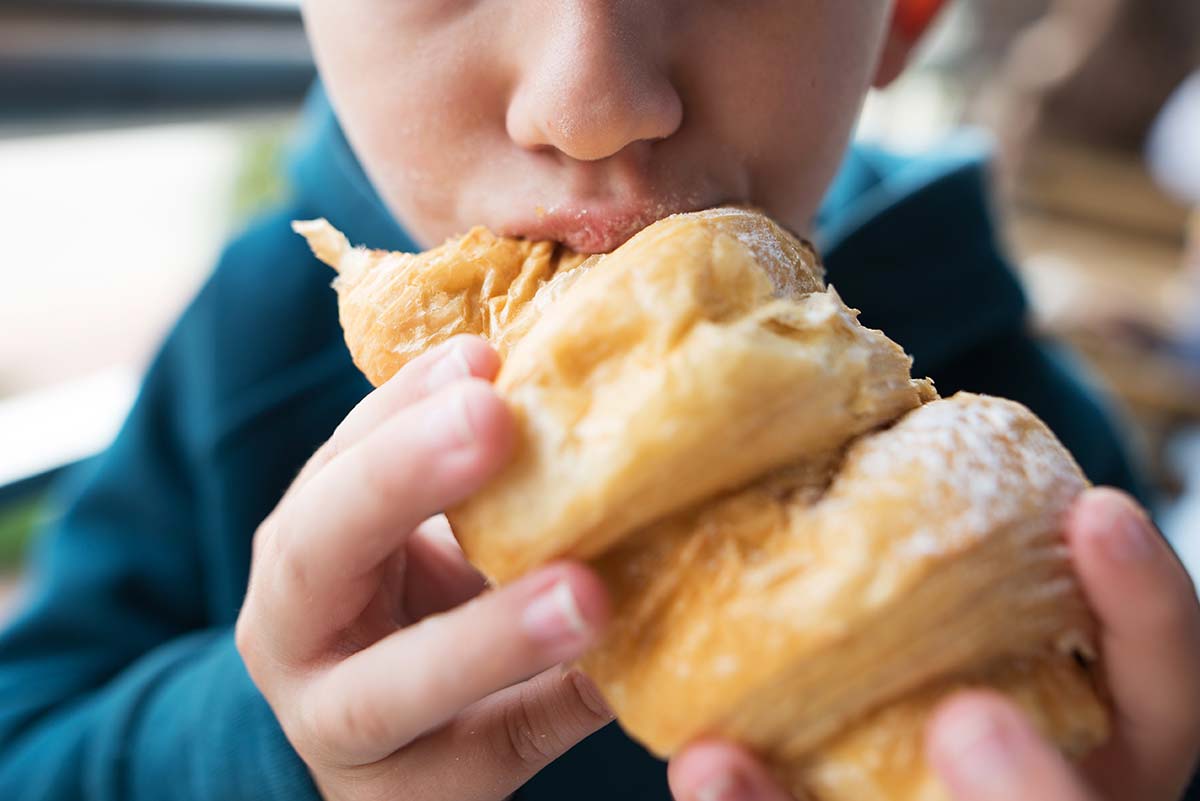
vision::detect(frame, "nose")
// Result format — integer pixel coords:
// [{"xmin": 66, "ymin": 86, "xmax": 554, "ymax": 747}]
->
[{"xmin": 505, "ymin": 6, "xmax": 684, "ymax": 162}]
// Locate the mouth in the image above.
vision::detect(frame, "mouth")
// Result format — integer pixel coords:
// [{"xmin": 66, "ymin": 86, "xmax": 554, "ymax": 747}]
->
[{"xmin": 499, "ymin": 196, "xmax": 728, "ymax": 254}]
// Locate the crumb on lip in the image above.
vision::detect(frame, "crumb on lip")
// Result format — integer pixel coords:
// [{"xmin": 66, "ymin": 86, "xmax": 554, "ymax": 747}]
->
[{"xmin": 535, "ymin": 205, "xmax": 547, "ymax": 219}]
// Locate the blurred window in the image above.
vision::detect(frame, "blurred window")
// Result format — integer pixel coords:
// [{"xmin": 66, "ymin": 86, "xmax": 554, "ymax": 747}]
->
[{"xmin": 0, "ymin": 0, "xmax": 311, "ymax": 572}]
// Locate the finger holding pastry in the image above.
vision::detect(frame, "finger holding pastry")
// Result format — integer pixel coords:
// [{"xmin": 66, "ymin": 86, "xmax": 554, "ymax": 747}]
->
[
  {"xmin": 923, "ymin": 489, "xmax": 1200, "ymax": 801},
  {"xmin": 926, "ymin": 692, "xmax": 1095, "ymax": 801},
  {"xmin": 237, "ymin": 333, "xmax": 618, "ymax": 801},
  {"xmin": 292, "ymin": 206, "xmax": 1193, "ymax": 801}
]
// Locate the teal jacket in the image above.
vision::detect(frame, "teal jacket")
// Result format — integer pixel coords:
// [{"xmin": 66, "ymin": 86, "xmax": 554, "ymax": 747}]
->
[{"xmin": 0, "ymin": 86, "xmax": 1149, "ymax": 800}]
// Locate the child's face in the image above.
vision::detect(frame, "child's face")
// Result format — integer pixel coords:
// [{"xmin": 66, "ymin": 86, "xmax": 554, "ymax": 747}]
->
[{"xmin": 304, "ymin": 1, "xmax": 901, "ymax": 253}]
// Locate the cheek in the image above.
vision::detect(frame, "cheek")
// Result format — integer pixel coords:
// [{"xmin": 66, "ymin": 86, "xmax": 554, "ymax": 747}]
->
[
  {"xmin": 356, "ymin": 76, "xmax": 496, "ymax": 236},
  {"xmin": 687, "ymin": 3, "xmax": 890, "ymax": 230},
  {"xmin": 303, "ymin": 4, "xmax": 509, "ymax": 244}
]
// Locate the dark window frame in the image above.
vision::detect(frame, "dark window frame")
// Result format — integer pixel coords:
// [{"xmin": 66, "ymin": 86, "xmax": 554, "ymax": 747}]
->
[{"xmin": 0, "ymin": 0, "xmax": 313, "ymax": 123}]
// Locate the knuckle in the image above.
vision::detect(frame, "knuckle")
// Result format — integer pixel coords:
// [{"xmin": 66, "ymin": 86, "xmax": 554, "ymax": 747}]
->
[
  {"xmin": 235, "ymin": 604, "xmax": 293, "ymax": 710},
  {"xmin": 276, "ymin": 539, "xmax": 316, "ymax": 605},
  {"xmin": 497, "ymin": 692, "xmax": 561, "ymax": 767},
  {"xmin": 266, "ymin": 510, "xmax": 318, "ymax": 606},
  {"xmin": 360, "ymin": 446, "xmax": 404, "ymax": 506},
  {"xmin": 492, "ymin": 674, "xmax": 607, "ymax": 770},
  {"xmin": 249, "ymin": 511, "xmax": 280, "ymax": 568},
  {"xmin": 233, "ymin": 613, "xmax": 256, "ymax": 665},
  {"xmin": 279, "ymin": 685, "xmax": 337, "ymax": 763},
  {"xmin": 328, "ymin": 687, "xmax": 395, "ymax": 756}
]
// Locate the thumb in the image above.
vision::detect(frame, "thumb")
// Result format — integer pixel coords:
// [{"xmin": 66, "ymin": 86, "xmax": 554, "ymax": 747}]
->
[{"xmin": 926, "ymin": 692, "xmax": 1094, "ymax": 801}]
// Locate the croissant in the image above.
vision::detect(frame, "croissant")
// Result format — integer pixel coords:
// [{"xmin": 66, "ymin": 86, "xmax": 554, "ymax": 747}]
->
[{"xmin": 294, "ymin": 208, "xmax": 1109, "ymax": 801}]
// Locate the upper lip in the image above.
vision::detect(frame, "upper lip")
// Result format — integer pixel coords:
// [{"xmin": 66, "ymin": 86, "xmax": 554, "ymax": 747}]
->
[{"xmin": 499, "ymin": 196, "xmax": 723, "ymax": 254}]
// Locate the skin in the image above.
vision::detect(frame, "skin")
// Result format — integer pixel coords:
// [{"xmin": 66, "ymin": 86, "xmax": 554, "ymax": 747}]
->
[
  {"xmin": 300, "ymin": 0, "xmax": 905, "ymax": 254},
  {"xmin": 236, "ymin": 2, "xmax": 1200, "ymax": 800}
]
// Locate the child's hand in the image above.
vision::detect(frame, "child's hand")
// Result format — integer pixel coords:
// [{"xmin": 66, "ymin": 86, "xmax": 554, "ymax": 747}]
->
[
  {"xmin": 235, "ymin": 336, "xmax": 613, "ymax": 801},
  {"xmin": 666, "ymin": 489, "xmax": 1200, "ymax": 801},
  {"xmin": 925, "ymin": 489, "xmax": 1200, "ymax": 801}
]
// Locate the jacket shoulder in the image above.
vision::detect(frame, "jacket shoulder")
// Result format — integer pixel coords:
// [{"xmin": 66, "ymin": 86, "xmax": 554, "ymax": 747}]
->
[
  {"xmin": 933, "ymin": 331, "xmax": 1147, "ymax": 502},
  {"xmin": 166, "ymin": 203, "xmax": 369, "ymax": 451}
]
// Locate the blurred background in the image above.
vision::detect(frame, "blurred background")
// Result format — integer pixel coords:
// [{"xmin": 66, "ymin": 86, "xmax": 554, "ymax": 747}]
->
[{"xmin": 1, "ymin": 0, "xmax": 1199, "ymax": 618}]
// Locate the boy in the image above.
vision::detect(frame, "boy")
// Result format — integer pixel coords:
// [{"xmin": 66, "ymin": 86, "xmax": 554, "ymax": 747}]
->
[{"xmin": 2, "ymin": 2, "xmax": 1199, "ymax": 800}]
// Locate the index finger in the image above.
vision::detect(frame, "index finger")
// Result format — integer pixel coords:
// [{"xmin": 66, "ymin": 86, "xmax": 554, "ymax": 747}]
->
[
  {"xmin": 287, "ymin": 335, "xmax": 500, "ymax": 496},
  {"xmin": 250, "ymin": 379, "xmax": 514, "ymax": 665}
]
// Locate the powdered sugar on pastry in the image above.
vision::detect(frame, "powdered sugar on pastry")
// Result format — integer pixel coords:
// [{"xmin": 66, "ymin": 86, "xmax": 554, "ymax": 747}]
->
[{"xmin": 295, "ymin": 207, "xmax": 1107, "ymax": 801}]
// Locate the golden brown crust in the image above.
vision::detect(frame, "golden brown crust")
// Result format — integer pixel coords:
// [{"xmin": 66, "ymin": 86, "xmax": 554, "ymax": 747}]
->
[
  {"xmin": 453, "ymin": 248, "xmax": 928, "ymax": 581},
  {"xmin": 299, "ymin": 209, "xmax": 907, "ymax": 583},
  {"xmin": 581, "ymin": 394, "xmax": 1106, "ymax": 799},
  {"xmin": 294, "ymin": 209, "xmax": 1109, "ymax": 801},
  {"xmin": 293, "ymin": 218, "xmax": 592, "ymax": 384}
]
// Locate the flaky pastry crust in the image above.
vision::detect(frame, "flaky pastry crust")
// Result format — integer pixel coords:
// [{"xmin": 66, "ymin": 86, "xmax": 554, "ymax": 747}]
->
[{"xmin": 295, "ymin": 208, "xmax": 1108, "ymax": 801}]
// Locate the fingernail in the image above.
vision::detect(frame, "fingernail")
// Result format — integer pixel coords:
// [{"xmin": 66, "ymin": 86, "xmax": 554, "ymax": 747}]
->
[
  {"xmin": 695, "ymin": 772, "xmax": 748, "ymax": 801},
  {"xmin": 425, "ymin": 389, "xmax": 477, "ymax": 449},
  {"xmin": 523, "ymin": 580, "xmax": 589, "ymax": 645},
  {"xmin": 425, "ymin": 343, "xmax": 473, "ymax": 391},
  {"xmin": 935, "ymin": 705, "xmax": 1021, "ymax": 795},
  {"xmin": 1105, "ymin": 495, "xmax": 1156, "ymax": 563}
]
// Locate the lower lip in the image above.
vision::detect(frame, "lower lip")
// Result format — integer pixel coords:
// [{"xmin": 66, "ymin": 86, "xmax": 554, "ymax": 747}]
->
[{"xmin": 507, "ymin": 199, "xmax": 716, "ymax": 254}]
